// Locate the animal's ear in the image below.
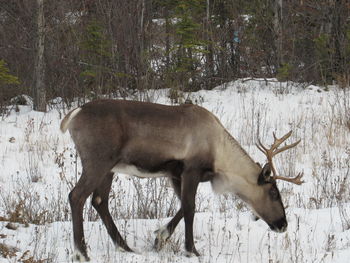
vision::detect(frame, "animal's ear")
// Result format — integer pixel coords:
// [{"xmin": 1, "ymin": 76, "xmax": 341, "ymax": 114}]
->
[{"xmin": 257, "ymin": 163, "xmax": 272, "ymax": 185}]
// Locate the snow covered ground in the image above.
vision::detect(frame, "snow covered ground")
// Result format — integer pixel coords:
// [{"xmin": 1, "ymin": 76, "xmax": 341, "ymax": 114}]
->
[{"xmin": 1, "ymin": 79, "xmax": 350, "ymax": 262}]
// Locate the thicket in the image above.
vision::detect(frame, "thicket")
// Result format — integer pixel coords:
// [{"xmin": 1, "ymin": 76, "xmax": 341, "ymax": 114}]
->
[{"xmin": 0, "ymin": 0, "xmax": 349, "ymax": 110}]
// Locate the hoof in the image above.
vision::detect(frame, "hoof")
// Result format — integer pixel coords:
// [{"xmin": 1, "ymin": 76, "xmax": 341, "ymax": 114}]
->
[
  {"xmin": 73, "ymin": 250, "xmax": 90, "ymax": 262},
  {"xmin": 154, "ymin": 236, "xmax": 166, "ymax": 251},
  {"xmin": 116, "ymin": 245, "xmax": 134, "ymax": 253},
  {"xmin": 185, "ymin": 249, "xmax": 200, "ymax": 257},
  {"xmin": 116, "ymin": 246, "xmax": 126, "ymax": 252},
  {"xmin": 153, "ymin": 226, "xmax": 170, "ymax": 251},
  {"xmin": 154, "ymin": 237, "xmax": 161, "ymax": 251},
  {"xmin": 115, "ymin": 242, "xmax": 134, "ymax": 253}
]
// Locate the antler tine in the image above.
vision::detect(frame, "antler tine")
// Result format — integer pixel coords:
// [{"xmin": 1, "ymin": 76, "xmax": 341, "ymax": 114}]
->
[
  {"xmin": 256, "ymin": 139, "xmax": 268, "ymax": 154},
  {"xmin": 278, "ymin": 130, "xmax": 293, "ymax": 141},
  {"xmin": 273, "ymin": 139, "xmax": 301, "ymax": 156},
  {"xmin": 256, "ymin": 130, "xmax": 305, "ymax": 185},
  {"xmin": 256, "ymin": 138, "xmax": 277, "ymax": 176},
  {"xmin": 275, "ymin": 172, "xmax": 304, "ymax": 185},
  {"xmin": 270, "ymin": 130, "xmax": 293, "ymax": 152}
]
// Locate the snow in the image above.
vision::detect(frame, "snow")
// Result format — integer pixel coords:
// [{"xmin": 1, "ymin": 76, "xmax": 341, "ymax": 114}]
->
[{"xmin": 0, "ymin": 79, "xmax": 350, "ymax": 262}]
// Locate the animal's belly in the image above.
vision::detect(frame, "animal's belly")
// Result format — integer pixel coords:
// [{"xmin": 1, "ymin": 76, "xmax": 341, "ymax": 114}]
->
[{"xmin": 111, "ymin": 163, "xmax": 169, "ymax": 178}]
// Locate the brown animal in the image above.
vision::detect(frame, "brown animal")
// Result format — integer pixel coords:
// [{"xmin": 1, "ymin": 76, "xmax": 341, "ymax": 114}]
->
[{"xmin": 60, "ymin": 99, "xmax": 303, "ymax": 261}]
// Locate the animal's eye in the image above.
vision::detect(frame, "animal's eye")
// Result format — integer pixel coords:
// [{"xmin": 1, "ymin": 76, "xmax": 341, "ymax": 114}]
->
[{"xmin": 269, "ymin": 187, "xmax": 280, "ymax": 200}]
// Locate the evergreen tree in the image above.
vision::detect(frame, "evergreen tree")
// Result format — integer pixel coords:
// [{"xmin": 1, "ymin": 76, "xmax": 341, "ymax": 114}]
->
[
  {"xmin": 0, "ymin": 60, "xmax": 20, "ymax": 87},
  {"xmin": 172, "ymin": 0, "xmax": 206, "ymax": 91},
  {"xmin": 0, "ymin": 59, "xmax": 20, "ymax": 112},
  {"xmin": 79, "ymin": 19, "xmax": 112, "ymax": 98}
]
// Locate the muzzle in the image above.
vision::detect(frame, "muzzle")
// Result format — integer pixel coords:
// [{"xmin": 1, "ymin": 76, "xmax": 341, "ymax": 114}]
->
[{"xmin": 268, "ymin": 217, "xmax": 288, "ymax": 233}]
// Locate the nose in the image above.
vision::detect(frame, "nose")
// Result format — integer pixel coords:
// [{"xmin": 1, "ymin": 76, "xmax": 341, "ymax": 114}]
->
[{"xmin": 269, "ymin": 218, "xmax": 288, "ymax": 233}]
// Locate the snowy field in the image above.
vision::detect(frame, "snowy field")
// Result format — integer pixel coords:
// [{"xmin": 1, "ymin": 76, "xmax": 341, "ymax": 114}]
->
[{"xmin": 1, "ymin": 79, "xmax": 350, "ymax": 262}]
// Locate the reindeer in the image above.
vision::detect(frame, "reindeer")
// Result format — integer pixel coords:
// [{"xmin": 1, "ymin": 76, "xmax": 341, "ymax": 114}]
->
[{"xmin": 60, "ymin": 99, "xmax": 304, "ymax": 261}]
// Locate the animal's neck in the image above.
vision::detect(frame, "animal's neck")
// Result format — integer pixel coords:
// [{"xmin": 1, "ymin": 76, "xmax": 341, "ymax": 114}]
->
[{"xmin": 213, "ymin": 131, "xmax": 261, "ymax": 194}]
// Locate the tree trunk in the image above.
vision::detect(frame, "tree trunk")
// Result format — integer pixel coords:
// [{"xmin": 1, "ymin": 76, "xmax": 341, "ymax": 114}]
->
[
  {"xmin": 140, "ymin": 0, "xmax": 145, "ymax": 53},
  {"xmin": 331, "ymin": 0, "xmax": 344, "ymax": 76},
  {"xmin": 165, "ymin": 8, "xmax": 170, "ymax": 69},
  {"xmin": 33, "ymin": 0, "xmax": 46, "ymax": 112},
  {"xmin": 273, "ymin": 0, "xmax": 283, "ymax": 68},
  {"xmin": 205, "ymin": 0, "xmax": 214, "ymax": 89}
]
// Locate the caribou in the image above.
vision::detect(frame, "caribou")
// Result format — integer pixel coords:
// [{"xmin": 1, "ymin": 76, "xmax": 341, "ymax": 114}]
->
[{"xmin": 60, "ymin": 99, "xmax": 304, "ymax": 261}]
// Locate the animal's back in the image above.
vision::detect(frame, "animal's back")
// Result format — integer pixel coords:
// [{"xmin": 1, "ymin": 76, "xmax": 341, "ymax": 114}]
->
[{"xmin": 61, "ymin": 100, "xmax": 221, "ymax": 164}]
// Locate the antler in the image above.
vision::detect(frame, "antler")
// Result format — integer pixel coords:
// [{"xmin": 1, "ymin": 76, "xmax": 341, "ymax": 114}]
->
[{"xmin": 256, "ymin": 130, "xmax": 304, "ymax": 185}]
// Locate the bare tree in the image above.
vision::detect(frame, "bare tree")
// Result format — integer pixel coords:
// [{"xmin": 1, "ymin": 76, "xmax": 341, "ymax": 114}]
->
[
  {"xmin": 33, "ymin": 0, "xmax": 46, "ymax": 111},
  {"xmin": 273, "ymin": 0, "xmax": 283, "ymax": 67},
  {"xmin": 205, "ymin": 0, "xmax": 215, "ymax": 88}
]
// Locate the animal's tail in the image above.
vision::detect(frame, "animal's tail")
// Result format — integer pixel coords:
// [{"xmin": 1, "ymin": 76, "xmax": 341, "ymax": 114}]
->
[{"xmin": 60, "ymin": 107, "xmax": 82, "ymax": 133}]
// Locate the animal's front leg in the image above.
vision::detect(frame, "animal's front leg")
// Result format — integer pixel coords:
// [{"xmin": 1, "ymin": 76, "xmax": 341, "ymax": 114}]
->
[
  {"xmin": 154, "ymin": 173, "xmax": 183, "ymax": 251},
  {"xmin": 154, "ymin": 208, "xmax": 183, "ymax": 251},
  {"xmin": 181, "ymin": 168, "xmax": 200, "ymax": 257}
]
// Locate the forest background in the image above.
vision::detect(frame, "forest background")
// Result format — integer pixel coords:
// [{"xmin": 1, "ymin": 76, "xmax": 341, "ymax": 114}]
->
[{"xmin": 0, "ymin": 0, "xmax": 350, "ymax": 112}]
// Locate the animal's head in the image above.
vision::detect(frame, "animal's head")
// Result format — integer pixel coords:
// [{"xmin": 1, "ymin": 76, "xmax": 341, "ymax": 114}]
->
[
  {"xmin": 250, "ymin": 131, "xmax": 304, "ymax": 232},
  {"xmin": 251, "ymin": 163, "xmax": 287, "ymax": 232}
]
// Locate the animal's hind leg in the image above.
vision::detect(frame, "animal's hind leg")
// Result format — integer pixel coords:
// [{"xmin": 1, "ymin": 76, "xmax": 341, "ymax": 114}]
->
[
  {"xmin": 92, "ymin": 172, "xmax": 133, "ymax": 252},
  {"xmin": 69, "ymin": 171, "xmax": 103, "ymax": 261},
  {"xmin": 181, "ymin": 168, "xmax": 200, "ymax": 256},
  {"xmin": 154, "ymin": 175, "xmax": 184, "ymax": 250}
]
